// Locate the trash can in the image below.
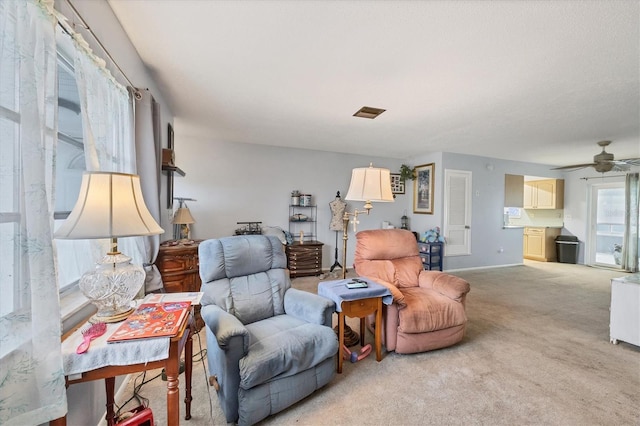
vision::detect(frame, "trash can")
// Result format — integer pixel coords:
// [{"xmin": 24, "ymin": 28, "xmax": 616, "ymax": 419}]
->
[{"xmin": 556, "ymin": 235, "xmax": 579, "ymax": 264}]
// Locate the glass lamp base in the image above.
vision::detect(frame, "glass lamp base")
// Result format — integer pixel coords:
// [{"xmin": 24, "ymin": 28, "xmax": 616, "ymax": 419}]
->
[{"xmin": 80, "ymin": 252, "xmax": 145, "ymax": 323}]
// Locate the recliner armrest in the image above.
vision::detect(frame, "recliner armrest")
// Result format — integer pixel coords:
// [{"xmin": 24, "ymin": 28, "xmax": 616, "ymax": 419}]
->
[
  {"xmin": 202, "ymin": 304, "xmax": 250, "ymax": 354},
  {"xmin": 284, "ymin": 288, "xmax": 335, "ymax": 326},
  {"xmin": 418, "ymin": 271, "xmax": 470, "ymax": 302}
]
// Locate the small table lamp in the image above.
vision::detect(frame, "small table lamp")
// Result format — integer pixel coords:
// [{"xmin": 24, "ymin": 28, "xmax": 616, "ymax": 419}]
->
[
  {"xmin": 55, "ymin": 172, "xmax": 164, "ymax": 323},
  {"xmin": 342, "ymin": 163, "xmax": 394, "ymax": 278},
  {"xmin": 172, "ymin": 197, "xmax": 196, "ymax": 240}
]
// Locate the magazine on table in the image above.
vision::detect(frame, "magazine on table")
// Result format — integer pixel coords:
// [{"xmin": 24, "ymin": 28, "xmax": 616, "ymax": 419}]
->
[{"xmin": 107, "ymin": 301, "xmax": 191, "ymax": 343}]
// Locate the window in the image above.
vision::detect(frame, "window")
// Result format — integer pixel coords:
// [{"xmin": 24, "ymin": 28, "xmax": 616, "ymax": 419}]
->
[
  {"xmin": 54, "ymin": 30, "xmax": 90, "ymax": 294},
  {"xmin": 0, "ymin": 26, "xmax": 90, "ymax": 317}
]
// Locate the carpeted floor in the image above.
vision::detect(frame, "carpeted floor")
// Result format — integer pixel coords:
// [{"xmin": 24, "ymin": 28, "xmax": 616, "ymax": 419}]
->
[{"xmin": 111, "ymin": 261, "xmax": 639, "ymax": 425}]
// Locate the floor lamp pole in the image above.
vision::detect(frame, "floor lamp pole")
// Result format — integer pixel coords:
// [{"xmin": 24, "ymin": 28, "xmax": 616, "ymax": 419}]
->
[{"xmin": 342, "ymin": 213, "xmax": 350, "ymax": 279}]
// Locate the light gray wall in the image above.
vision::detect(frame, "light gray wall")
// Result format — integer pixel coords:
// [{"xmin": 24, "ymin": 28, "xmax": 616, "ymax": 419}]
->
[
  {"xmin": 405, "ymin": 152, "xmax": 567, "ymax": 270},
  {"xmin": 172, "ymin": 136, "xmax": 406, "ymax": 268}
]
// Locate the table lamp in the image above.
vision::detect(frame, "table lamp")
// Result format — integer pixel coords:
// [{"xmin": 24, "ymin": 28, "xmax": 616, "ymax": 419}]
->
[
  {"xmin": 55, "ymin": 172, "xmax": 164, "ymax": 323},
  {"xmin": 172, "ymin": 197, "xmax": 196, "ymax": 240},
  {"xmin": 342, "ymin": 163, "xmax": 394, "ymax": 278}
]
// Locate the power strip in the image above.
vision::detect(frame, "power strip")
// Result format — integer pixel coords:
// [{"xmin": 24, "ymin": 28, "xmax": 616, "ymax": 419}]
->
[{"xmin": 161, "ymin": 360, "xmax": 185, "ymax": 381}]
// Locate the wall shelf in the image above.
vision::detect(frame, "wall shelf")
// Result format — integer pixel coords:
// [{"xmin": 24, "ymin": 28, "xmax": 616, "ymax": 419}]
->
[{"xmin": 162, "ymin": 164, "xmax": 185, "ymax": 177}]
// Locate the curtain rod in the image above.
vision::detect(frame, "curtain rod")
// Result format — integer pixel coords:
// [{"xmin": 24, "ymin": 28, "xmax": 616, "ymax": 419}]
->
[
  {"xmin": 580, "ymin": 174, "xmax": 629, "ymax": 180},
  {"xmin": 60, "ymin": 0, "xmax": 138, "ymax": 92}
]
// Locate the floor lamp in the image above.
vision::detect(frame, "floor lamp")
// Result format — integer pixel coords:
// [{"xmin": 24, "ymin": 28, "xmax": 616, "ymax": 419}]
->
[{"xmin": 342, "ymin": 163, "xmax": 395, "ymax": 279}]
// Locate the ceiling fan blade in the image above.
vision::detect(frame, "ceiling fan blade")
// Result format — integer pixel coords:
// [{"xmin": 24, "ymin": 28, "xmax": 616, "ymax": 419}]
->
[
  {"xmin": 616, "ymin": 158, "xmax": 640, "ymax": 165},
  {"xmin": 551, "ymin": 163, "xmax": 596, "ymax": 170}
]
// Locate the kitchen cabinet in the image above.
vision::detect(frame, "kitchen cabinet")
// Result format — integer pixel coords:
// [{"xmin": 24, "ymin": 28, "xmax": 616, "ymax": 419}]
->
[
  {"xmin": 523, "ymin": 227, "xmax": 561, "ymax": 261},
  {"xmin": 524, "ymin": 179, "xmax": 564, "ymax": 209},
  {"xmin": 155, "ymin": 240, "xmax": 203, "ymax": 329},
  {"xmin": 504, "ymin": 174, "xmax": 524, "ymax": 207}
]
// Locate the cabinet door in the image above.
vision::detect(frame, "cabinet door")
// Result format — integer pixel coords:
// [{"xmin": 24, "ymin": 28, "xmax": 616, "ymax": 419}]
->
[
  {"xmin": 527, "ymin": 233, "xmax": 544, "ymax": 257},
  {"xmin": 535, "ymin": 180, "xmax": 556, "ymax": 208},
  {"xmin": 504, "ymin": 174, "xmax": 524, "ymax": 207},
  {"xmin": 524, "ymin": 183, "xmax": 535, "ymax": 208}
]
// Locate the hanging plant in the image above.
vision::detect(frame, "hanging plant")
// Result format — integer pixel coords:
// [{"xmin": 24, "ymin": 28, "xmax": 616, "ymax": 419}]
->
[{"xmin": 399, "ymin": 164, "xmax": 416, "ymax": 182}]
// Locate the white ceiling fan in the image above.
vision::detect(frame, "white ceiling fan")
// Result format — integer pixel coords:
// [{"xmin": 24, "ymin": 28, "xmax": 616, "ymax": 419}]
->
[{"xmin": 552, "ymin": 141, "xmax": 640, "ymax": 173}]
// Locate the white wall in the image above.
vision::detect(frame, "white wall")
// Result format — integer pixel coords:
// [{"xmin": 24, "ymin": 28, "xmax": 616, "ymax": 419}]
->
[{"xmin": 172, "ymin": 135, "xmax": 406, "ymax": 269}]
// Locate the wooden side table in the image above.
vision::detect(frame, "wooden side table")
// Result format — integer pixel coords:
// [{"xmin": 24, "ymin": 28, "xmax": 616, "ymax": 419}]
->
[
  {"xmin": 50, "ymin": 311, "xmax": 194, "ymax": 426},
  {"xmin": 317, "ymin": 278, "xmax": 393, "ymax": 373},
  {"xmin": 337, "ymin": 296, "xmax": 383, "ymax": 373}
]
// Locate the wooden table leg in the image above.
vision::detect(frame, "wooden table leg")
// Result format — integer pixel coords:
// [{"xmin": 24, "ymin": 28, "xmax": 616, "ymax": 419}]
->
[
  {"xmin": 104, "ymin": 377, "xmax": 116, "ymax": 426},
  {"xmin": 375, "ymin": 298, "xmax": 382, "ymax": 361},
  {"xmin": 338, "ymin": 311, "xmax": 345, "ymax": 373},
  {"xmin": 166, "ymin": 340, "xmax": 180, "ymax": 425},
  {"xmin": 359, "ymin": 317, "xmax": 366, "ymax": 347},
  {"xmin": 184, "ymin": 323, "xmax": 193, "ymax": 420}
]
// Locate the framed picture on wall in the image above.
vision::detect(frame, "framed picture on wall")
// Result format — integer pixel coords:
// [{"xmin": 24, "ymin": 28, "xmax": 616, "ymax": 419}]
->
[
  {"xmin": 413, "ymin": 163, "xmax": 434, "ymax": 214},
  {"xmin": 390, "ymin": 173, "xmax": 405, "ymax": 194}
]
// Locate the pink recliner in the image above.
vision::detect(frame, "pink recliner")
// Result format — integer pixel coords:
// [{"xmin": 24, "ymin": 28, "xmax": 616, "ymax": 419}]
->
[{"xmin": 354, "ymin": 229, "xmax": 470, "ymax": 354}]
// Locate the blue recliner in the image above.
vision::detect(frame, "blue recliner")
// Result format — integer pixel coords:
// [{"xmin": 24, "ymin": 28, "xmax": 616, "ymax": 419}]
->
[{"xmin": 199, "ymin": 235, "xmax": 338, "ymax": 425}]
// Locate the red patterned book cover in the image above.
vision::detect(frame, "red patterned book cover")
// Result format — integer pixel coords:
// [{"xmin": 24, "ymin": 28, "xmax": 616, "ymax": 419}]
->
[{"xmin": 107, "ymin": 301, "xmax": 191, "ymax": 343}]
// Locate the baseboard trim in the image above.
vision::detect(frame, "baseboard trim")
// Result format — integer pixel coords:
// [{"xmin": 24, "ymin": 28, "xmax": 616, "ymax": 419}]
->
[{"xmin": 446, "ymin": 263, "xmax": 524, "ymax": 272}]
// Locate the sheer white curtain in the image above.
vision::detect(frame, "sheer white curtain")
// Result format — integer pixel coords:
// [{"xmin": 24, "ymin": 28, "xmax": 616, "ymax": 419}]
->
[
  {"xmin": 0, "ymin": 1, "xmax": 67, "ymax": 424},
  {"xmin": 622, "ymin": 172, "xmax": 639, "ymax": 272},
  {"xmin": 71, "ymin": 32, "xmax": 144, "ymax": 266}
]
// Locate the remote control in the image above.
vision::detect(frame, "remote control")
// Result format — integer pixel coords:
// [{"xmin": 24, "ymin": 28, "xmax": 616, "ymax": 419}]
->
[{"xmin": 345, "ymin": 281, "xmax": 368, "ymax": 289}]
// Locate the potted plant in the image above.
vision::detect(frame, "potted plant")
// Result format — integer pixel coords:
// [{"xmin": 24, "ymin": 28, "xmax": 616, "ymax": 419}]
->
[{"xmin": 399, "ymin": 164, "xmax": 416, "ymax": 182}]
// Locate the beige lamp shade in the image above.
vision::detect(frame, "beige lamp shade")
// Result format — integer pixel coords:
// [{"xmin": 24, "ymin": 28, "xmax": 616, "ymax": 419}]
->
[
  {"xmin": 172, "ymin": 207, "xmax": 195, "ymax": 225},
  {"xmin": 345, "ymin": 164, "xmax": 394, "ymax": 203},
  {"xmin": 54, "ymin": 171, "xmax": 164, "ymax": 239}
]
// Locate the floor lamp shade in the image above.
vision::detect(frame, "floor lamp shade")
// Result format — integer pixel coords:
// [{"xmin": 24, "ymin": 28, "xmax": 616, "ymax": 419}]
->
[
  {"xmin": 345, "ymin": 164, "xmax": 395, "ymax": 204},
  {"xmin": 54, "ymin": 172, "xmax": 164, "ymax": 322},
  {"xmin": 341, "ymin": 164, "xmax": 394, "ymax": 279}
]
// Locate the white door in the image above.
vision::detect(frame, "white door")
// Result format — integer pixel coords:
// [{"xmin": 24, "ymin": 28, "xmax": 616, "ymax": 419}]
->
[
  {"xmin": 587, "ymin": 181, "xmax": 625, "ymax": 268},
  {"xmin": 444, "ymin": 169, "xmax": 472, "ymax": 256}
]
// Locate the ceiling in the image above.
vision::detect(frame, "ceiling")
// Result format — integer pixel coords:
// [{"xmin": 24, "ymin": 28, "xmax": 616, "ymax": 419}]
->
[{"xmin": 107, "ymin": 1, "xmax": 639, "ymax": 167}]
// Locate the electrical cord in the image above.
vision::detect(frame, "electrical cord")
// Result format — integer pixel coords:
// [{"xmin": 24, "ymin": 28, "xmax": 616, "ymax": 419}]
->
[
  {"xmin": 113, "ymin": 326, "xmax": 214, "ymax": 423},
  {"xmin": 194, "ymin": 326, "xmax": 216, "ymax": 422}
]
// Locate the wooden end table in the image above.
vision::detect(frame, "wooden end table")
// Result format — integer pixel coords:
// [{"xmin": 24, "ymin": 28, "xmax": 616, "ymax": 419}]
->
[
  {"xmin": 318, "ymin": 278, "xmax": 392, "ymax": 373},
  {"xmin": 50, "ymin": 311, "xmax": 194, "ymax": 426},
  {"xmin": 337, "ymin": 295, "xmax": 383, "ymax": 373}
]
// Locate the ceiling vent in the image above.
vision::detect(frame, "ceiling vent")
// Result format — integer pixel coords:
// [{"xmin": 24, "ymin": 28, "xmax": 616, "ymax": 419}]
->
[{"xmin": 353, "ymin": 106, "xmax": 386, "ymax": 119}]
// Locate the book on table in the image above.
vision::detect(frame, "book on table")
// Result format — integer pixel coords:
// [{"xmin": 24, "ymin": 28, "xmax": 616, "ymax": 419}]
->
[
  {"xmin": 107, "ymin": 301, "xmax": 191, "ymax": 343},
  {"xmin": 142, "ymin": 291, "xmax": 203, "ymax": 305}
]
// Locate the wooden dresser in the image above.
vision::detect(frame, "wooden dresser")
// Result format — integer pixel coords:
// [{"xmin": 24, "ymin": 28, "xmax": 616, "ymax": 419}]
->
[
  {"xmin": 155, "ymin": 240, "xmax": 203, "ymax": 329},
  {"xmin": 286, "ymin": 241, "xmax": 323, "ymax": 278}
]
